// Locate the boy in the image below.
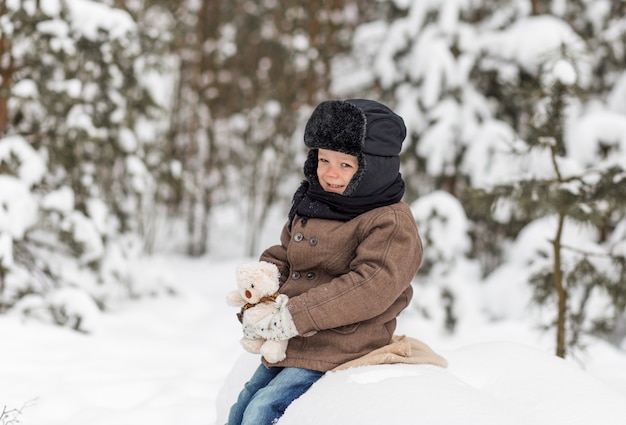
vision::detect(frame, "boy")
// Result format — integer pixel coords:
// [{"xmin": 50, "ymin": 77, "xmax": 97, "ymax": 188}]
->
[{"xmin": 227, "ymin": 99, "xmax": 422, "ymax": 425}]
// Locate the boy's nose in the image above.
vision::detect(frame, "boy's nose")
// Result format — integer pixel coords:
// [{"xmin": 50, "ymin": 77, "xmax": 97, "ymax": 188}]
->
[{"xmin": 324, "ymin": 166, "xmax": 339, "ymax": 177}]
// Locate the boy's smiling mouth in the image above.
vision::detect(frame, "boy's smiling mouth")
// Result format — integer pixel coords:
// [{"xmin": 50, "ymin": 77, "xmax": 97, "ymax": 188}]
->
[{"xmin": 324, "ymin": 182, "xmax": 345, "ymax": 192}]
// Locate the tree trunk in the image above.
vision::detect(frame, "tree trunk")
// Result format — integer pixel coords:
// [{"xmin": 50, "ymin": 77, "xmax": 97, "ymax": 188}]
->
[
  {"xmin": 0, "ymin": 28, "xmax": 14, "ymax": 137},
  {"xmin": 530, "ymin": 0, "xmax": 540, "ymax": 15},
  {"xmin": 186, "ymin": 178, "xmax": 211, "ymax": 257},
  {"xmin": 0, "ymin": 266, "xmax": 5, "ymax": 313},
  {"xmin": 553, "ymin": 213, "xmax": 567, "ymax": 358}
]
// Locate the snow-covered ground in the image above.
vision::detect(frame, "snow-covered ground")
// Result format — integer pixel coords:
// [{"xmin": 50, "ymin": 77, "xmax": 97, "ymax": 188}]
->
[{"xmin": 2, "ymin": 254, "xmax": 626, "ymax": 425}]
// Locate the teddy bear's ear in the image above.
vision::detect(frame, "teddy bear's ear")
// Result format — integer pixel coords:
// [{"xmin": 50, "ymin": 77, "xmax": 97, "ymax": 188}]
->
[
  {"xmin": 259, "ymin": 261, "xmax": 279, "ymax": 280},
  {"xmin": 235, "ymin": 263, "xmax": 253, "ymax": 284}
]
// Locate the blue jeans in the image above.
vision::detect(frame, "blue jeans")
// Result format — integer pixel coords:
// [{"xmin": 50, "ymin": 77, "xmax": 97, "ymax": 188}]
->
[{"xmin": 227, "ymin": 364, "xmax": 324, "ymax": 425}]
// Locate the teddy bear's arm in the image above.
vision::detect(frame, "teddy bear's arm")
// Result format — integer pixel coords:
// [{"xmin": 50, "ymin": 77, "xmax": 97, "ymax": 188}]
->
[
  {"xmin": 243, "ymin": 301, "xmax": 277, "ymax": 323},
  {"xmin": 225, "ymin": 290, "xmax": 246, "ymax": 307}
]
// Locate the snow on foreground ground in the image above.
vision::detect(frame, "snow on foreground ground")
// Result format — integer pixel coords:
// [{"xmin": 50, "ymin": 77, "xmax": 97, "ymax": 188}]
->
[{"xmin": 2, "ymin": 255, "xmax": 626, "ymax": 425}]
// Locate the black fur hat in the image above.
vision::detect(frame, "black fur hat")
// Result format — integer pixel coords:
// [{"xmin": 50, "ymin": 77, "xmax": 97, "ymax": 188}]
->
[
  {"xmin": 303, "ymin": 100, "xmax": 367, "ymax": 156},
  {"xmin": 303, "ymin": 99, "xmax": 406, "ymax": 197}
]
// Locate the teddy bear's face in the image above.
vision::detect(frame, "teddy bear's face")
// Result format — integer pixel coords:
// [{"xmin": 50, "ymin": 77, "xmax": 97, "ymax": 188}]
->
[
  {"xmin": 236, "ymin": 261, "xmax": 280, "ymax": 305},
  {"xmin": 241, "ymin": 283, "xmax": 259, "ymax": 303},
  {"xmin": 238, "ymin": 277, "xmax": 275, "ymax": 304}
]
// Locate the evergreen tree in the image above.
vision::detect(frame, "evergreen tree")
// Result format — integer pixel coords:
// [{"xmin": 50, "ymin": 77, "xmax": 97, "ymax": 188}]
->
[
  {"xmin": 466, "ymin": 73, "xmax": 626, "ymax": 356},
  {"xmin": 462, "ymin": 2, "xmax": 626, "ymax": 356},
  {"xmin": 335, "ymin": 0, "xmax": 626, "ymax": 356},
  {"xmin": 0, "ymin": 0, "xmax": 170, "ymax": 330}
]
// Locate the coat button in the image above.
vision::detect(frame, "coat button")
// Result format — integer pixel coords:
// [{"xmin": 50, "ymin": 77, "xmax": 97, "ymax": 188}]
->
[
  {"xmin": 294, "ymin": 232, "xmax": 304, "ymax": 242},
  {"xmin": 291, "ymin": 271, "xmax": 301, "ymax": 280},
  {"xmin": 309, "ymin": 237, "xmax": 318, "ymax": 246},
  {"xmin": 306, "ymin": 272, "xmax": 316, "ymax": 280}
]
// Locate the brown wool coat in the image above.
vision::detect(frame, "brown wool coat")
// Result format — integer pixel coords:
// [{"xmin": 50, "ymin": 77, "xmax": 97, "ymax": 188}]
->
[{"xmin": 259, "ymin": 201, "xmax": 423, "ymax": 372}]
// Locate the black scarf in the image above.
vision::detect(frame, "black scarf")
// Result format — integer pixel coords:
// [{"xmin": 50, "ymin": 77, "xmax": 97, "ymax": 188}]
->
[{"xmin": 288, "ymin": 176, "xmax": 405, "ymax": 228}]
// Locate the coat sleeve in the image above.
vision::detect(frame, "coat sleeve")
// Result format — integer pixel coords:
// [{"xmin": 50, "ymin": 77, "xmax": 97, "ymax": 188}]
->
[
  {"xmin": 288, "ymin": 206, "xmax": 423, "ymax": 334},
  {"xmin": 259, "ymin": 220, "xmax": 291, "ymax": 285}
]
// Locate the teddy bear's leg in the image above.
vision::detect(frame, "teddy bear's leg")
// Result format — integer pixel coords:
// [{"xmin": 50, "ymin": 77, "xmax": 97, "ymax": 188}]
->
[
  {"xmin": 260, "ymin": 339, "xmax": 289, "ymax": 363},
  {"xmin": 240, "ymin": 337, "xmax": 264, "ymax": 354}
]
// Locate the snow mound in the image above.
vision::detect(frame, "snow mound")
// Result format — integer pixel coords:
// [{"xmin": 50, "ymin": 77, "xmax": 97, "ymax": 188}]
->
[{"xmin": 216, "ymin": 342, "xmax": 626, "ymax": 425}]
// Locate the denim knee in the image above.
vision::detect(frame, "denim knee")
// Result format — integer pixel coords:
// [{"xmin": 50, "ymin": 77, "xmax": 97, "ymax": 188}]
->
[{"xmin": 231, "ymin": 366, "xmax": 323, "ymax": 425}]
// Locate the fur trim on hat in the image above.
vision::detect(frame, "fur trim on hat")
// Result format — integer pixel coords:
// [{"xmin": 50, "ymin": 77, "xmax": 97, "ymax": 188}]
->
[{"xmin": 303, "ymin": 100, "xmax": 367, "ymax": 157}]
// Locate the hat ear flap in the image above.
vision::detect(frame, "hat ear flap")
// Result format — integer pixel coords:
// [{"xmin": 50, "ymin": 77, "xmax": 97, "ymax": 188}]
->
[
  {"xmin": 342, "ymin": 153, "xmax": 366, "ymax": 197},
  {"xmin": 303, "ymin": 149, "xmax": 318, "ymax": 183},
  {"xmin": 304, "ymin": 100, "xmax": 366, "ymax": 156}
]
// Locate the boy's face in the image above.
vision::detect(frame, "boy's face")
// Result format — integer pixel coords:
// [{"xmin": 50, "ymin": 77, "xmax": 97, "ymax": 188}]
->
[{"xmin": 316, "ymin": 149, "xmax": 359, "ymax": 195}]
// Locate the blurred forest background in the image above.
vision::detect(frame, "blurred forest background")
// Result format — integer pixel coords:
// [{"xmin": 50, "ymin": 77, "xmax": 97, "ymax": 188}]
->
[{"xmin": 1, "ymin": 0, "xmax": 626, "ymax": 359}]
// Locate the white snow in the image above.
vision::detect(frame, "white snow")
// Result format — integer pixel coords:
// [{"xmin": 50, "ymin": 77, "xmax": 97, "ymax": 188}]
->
[
  {"xmin": 1, "ymin": 254, "xmax": 626, "ymax": 425},
  {"xmin": 477, "ymin": 15, "xmax": 591, "ymax": 85},
  {"xmin": 0, "ymin": 135, "xmax": 46, "ymax": 186},
  {"xmin": 65, "ymin": 211, "xmax": 105, "ymax": 264},
  {"xmin": 41, "ymin": 186, "xmax": 75, "ymax": 214},
  {"xmin": 566, "ymin": 110, "xmax": 626, "ymax": 168},
  {"xmin": 67, "ymin": 0, "xmax": 136, "ymax": 41},
  {"xmin": 0, "ymin": 176, "xmax": 38, "ymax": 240}
]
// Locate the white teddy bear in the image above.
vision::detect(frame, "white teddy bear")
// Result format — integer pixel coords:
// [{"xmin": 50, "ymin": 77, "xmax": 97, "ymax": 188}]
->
[{"xmin": 226, "ymin": 260, "xmax": 289, "ymax": 363}]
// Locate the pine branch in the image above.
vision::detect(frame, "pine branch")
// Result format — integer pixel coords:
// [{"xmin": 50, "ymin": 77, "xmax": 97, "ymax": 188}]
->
[{"xmin": 0, "ymin": 399, "xmax": 35, "ymax": 425}]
